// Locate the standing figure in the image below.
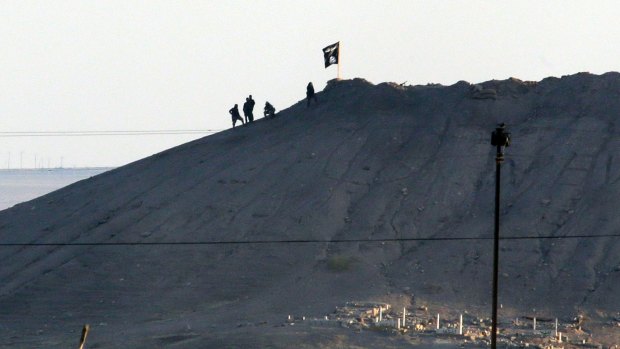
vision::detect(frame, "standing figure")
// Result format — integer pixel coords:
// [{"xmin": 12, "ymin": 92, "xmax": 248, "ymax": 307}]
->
[
  {"xmin": 264, "ymin": 101, "xmax": 276, "ymax": 119},
  {"xmin": 242, "ymin": 98, "xmax": 250, "ymax": 123},
  {"xmin": 229, "ymin": 104, "xmax": 244, "ymax": 128},
  {"xmin": 247, "ymin": 95, "xmax": 255, "ymax": 122},
  {"xmin": 306, "ymin": 82, "xmax": 317, "ymax": 107}
]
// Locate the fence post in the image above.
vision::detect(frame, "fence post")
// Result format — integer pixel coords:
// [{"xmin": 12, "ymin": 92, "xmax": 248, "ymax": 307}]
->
[{"xmin": 78, "ymin": 324, "xmax": 90, "ymax": 349}]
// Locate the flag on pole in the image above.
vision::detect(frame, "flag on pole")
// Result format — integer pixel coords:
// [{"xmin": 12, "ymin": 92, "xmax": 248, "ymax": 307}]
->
[{"xmin": 322, "ymin": 42, "xmax": 339, "ymax": 68}]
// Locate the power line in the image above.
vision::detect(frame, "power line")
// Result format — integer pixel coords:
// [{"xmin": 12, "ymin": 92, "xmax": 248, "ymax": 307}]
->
[
  {"xmin": 0, "ymin": 124, "xmax": 614, "ymax": 138},
  {"xmin": 0, "ymin": 130, "xmax": 222, "ymax": 137},
  {"xmin": 1, "ymin": 233, "xmax": 618, "ymax": 247}
]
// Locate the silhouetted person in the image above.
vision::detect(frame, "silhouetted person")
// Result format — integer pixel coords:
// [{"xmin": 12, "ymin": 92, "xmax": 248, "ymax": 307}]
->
[
  {"xmin": 248, "ymin": 95, "xmax": 255, "ymax": 122},
  {"xmin": 306, "ymin": 82, "xmax": 317, "ymax": 107},
  {"xmin": 264, "ymin": 101, "xmax": 276, "ymax": 119},
  {"xmin": 229, "ymin": 104, "xmax": 244, "ymax": 128},
  {"xmin": 242, "ymin": 98, "xmax": 251, "ymax": 123}
]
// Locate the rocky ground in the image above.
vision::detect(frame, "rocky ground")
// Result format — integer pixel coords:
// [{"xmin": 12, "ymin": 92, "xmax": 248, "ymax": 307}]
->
[{"xmin": 0, "ymin": 73, "xmax": 619, "ymax": 348}]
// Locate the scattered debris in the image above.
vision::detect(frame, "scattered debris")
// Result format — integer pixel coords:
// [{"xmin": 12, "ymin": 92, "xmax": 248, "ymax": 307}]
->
[{"xmin": 284, "ymin": 302, "xmax": 606, "ymax": 349}]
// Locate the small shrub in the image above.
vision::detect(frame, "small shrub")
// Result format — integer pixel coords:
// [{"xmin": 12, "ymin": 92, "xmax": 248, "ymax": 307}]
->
[{"xmin": 327, "ymin": 255, "xmax": 356, "ymax": 272}]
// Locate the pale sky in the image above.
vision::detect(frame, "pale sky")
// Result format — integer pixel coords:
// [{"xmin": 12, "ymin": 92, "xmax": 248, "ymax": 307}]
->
[{"xmin": 2, "ymin": 1, "xmax": 620, "ymax": 168}]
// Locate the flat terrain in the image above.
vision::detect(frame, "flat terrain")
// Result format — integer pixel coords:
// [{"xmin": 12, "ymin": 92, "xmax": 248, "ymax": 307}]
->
[{"xmin": 1, "ymin": 74, "xmax": 619, "ymax": 348}]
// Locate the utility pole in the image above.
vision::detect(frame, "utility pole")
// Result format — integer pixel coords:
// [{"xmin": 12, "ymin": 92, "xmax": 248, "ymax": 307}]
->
[{"xmin": 490, "ymin": 123, "xmax": 510, "ymax": 349}]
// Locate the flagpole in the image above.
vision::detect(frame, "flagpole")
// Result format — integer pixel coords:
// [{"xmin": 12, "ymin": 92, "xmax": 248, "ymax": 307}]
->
[{"xmin": 337, "ymin": 41, "xmax": 341, "ymax": 80}]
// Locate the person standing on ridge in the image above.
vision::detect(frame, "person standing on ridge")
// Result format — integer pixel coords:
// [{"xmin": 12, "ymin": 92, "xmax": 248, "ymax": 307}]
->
[
  {"xmin": 248, "ymin": 95, "xmax": 255, "ymax": 122},
  {"xmin": 306, "ymin": 82, "xmax": 317, "ymax": 107},
  {"xmin": 242, "ymin": 98, "xmax": 251, "ymax": 123},
  {"xmin": 229, "ymin": 104, "xmax": 244, "ymax": 128}
]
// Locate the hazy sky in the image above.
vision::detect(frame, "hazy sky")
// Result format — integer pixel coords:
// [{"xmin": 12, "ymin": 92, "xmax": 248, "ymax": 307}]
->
[{"xmin": 2, "ymin": 1, "xmax": 620, "ymax": 168}]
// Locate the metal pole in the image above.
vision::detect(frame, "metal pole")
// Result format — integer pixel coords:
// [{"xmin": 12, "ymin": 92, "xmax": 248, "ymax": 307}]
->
[
  {"xmin": 337, "ymin": 41, "xmax": 341, "ymax": 80},
  {"xmin": 490, "ymin": 123, "xmax": 509, "ymax": 349},
  {"xmin": 491, "ymin": 146, "xmax": 501, "ymax": 349}
]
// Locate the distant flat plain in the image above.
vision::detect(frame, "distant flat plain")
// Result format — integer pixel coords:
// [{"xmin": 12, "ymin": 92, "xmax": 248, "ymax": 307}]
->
[{"xmin": 0, "ymin": 168, "xmax": 112, "ymax": 211}]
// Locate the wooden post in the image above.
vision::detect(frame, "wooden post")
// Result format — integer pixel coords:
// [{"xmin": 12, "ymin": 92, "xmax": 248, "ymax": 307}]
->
[
  {"xmin": 78, "ymin": 324, "xmax": 90, "ymax": 349},
  {"xmin": 459, "ymin": 314, "xmax": 463, "ymax": 335},
  {"xmin": 437, "ymin": 313, "xmax": 440, "ymax": 330},
  {"xmin": 533, "ymin": 317, "xmax": 537, "ymax": 331},
  {"xmin": 555, "ymin": 318, "xmax": 558, "ymax": 337},
  {"xmin": 402, "ymin": 307, "xmax": 406, "ymax": 327},
  {"xmin": 379, "ymin": 307, "xmax": 383, "ymax": 322}
]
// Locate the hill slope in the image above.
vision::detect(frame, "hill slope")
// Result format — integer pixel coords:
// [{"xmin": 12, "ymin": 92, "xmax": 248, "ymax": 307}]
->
[{"xmin": 1, "ymin": 73, "xmax": 620, "ymax": 347}]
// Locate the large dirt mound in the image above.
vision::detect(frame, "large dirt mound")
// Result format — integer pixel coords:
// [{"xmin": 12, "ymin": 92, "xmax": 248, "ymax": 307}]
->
[{"xmin": 1, "ymin": 73, "xmax": 619, "ymax": 347}]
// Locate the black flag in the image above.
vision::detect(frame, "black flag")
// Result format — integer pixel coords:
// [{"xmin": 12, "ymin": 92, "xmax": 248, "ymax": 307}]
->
[{"xmin": 322, "ymin": 42, "xmax": 339, "ymax": 68}]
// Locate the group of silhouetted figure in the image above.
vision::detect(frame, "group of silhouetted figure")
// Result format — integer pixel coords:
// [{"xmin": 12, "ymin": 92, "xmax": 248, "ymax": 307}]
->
[{"xmin": 228, "ymin": 82, "xmax": 317, "ymax": 128}]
